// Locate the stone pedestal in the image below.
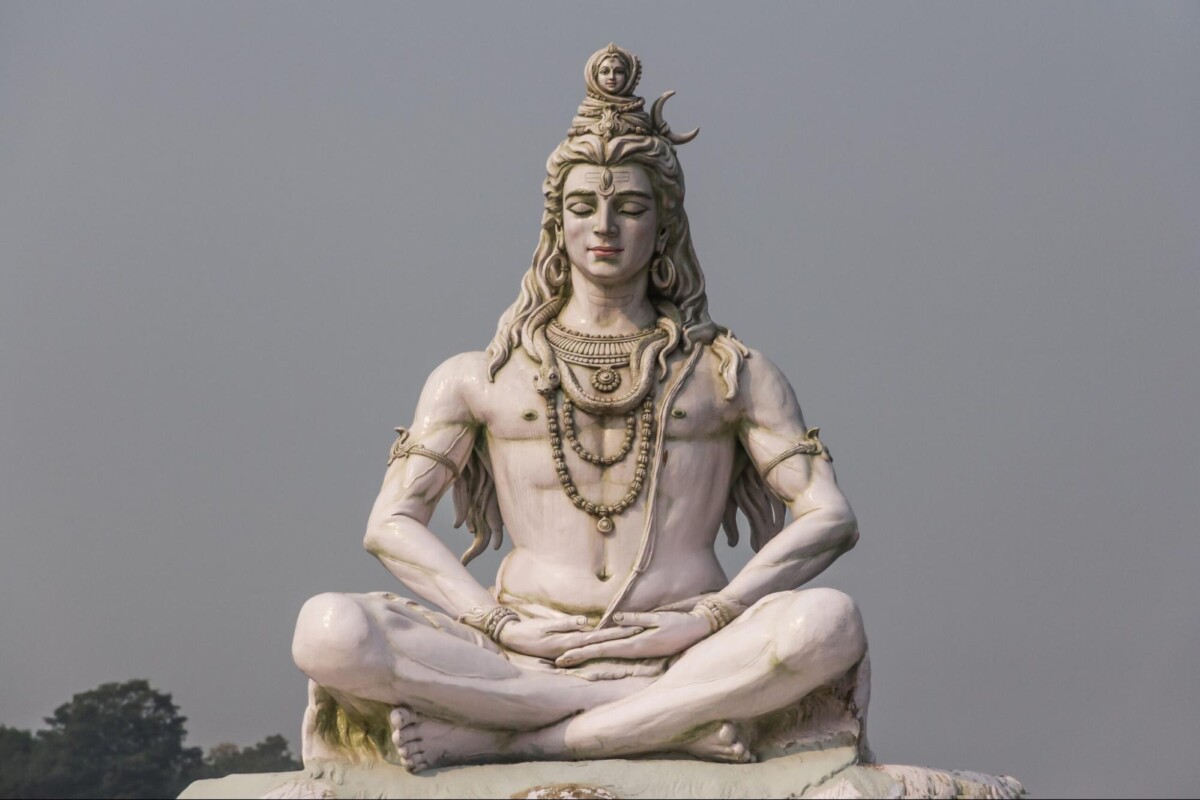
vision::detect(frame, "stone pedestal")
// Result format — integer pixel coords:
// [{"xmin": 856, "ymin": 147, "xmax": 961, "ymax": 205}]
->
[{"xmin": 179, "ymin": 742, "xmax": 1023, "ymax": 799}]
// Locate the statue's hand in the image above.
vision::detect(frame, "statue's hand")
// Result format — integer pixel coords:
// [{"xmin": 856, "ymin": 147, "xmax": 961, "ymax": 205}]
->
[
  {"xmin": 496, "ymin": 615, "xmax": 644, "ymax": 660},
  {"xmin": 554, "ymin": 611, "xmax": 711, "ymax": 667}
]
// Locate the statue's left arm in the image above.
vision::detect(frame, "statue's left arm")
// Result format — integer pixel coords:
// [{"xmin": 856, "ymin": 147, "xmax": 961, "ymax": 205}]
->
[
  {"xmin": 555, "ymin": 350, "xmax": 859, "ymax": 668},
  {"xmin": 721, "ymin": 350, "xmax": 859, "ymax": 605}
]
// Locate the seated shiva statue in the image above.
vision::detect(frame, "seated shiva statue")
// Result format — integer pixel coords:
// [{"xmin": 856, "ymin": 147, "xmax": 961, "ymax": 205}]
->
[{"xmin": 291, "ymin": 44, "xmax": 869, "ymax": 773}]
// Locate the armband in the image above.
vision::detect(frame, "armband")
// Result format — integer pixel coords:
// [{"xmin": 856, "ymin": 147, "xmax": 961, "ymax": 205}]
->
[
  {"xmin": 388, "ymin": 427, "xmax": 460, "ymax": 478},
  {"xmin": 759, "ymin": 427, "xmax": 831, "ymax": 476}
]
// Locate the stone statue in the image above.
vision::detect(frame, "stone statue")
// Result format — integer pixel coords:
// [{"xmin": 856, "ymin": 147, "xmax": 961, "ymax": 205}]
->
[
  {"xmin": 181, "ymin": 45, "xmax": 1023, "ymax": 800},
  {"xmin": 292, "ymin": 39, "xmax": 866, "ymax": 770}
]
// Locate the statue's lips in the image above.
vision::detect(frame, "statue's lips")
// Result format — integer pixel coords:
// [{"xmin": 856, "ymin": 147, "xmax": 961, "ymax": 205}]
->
[{"xmin": 588, "ymin": 247, "xmax": 624, "ymax": 257}]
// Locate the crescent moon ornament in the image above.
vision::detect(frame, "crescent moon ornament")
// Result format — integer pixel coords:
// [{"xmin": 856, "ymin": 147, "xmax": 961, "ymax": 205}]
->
[{"xmin": 651, "ymin": 91, "xmax": 700, "ymax": 145}]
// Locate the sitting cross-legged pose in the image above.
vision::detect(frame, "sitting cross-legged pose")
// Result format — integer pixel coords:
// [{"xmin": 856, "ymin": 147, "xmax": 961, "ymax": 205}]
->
[{"xmin": 292, "ymin": 43, "xmax": 868, "ymax": 773}]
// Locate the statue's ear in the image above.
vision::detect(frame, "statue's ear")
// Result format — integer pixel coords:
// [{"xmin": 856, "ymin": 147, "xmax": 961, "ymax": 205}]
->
[{"xmin": 657, "ymin": 227, "xmax": 669, "ymax": 252}]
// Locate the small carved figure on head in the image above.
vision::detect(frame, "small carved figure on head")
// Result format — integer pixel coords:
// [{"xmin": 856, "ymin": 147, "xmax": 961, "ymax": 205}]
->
[{"xmin": 584, "ymin": 43, "xmax": 641, "ymax": 99}]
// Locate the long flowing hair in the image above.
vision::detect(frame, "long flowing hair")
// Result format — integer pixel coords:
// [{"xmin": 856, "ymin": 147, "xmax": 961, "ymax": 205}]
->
[
  {"xmin": 452, "ymin": 133, "xmax": 786, "ymax": 564},
  {"xmin": 485, "ymin": 133, "xmax": 712, "ymax": 380}
]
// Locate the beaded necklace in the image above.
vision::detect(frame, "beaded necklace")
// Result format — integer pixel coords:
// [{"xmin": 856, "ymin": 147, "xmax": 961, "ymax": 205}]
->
[{"xmin": 540, "ymin": 386, "xmax": 655, "ymax": 534}]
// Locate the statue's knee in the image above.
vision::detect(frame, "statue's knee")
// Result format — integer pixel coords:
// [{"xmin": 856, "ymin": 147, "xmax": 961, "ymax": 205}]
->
[
  {"xmin": 778, "ymin": 588, "xmax": 866, "ymax": 670},
  {"xmin": 803, "ymin": 587, "xmax": 860, "ymax": 624},
  {"xmin": 293, "ymin": 592, "xmax": 374, "ymax": 681}
]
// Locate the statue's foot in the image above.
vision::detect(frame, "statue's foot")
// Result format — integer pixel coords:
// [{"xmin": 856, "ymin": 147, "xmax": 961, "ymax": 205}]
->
[
  {"xmin": 390, "ymin": 706, "xmax": 753, "ymax": 767},
  {"xmin": 389, "ymin": 706, "xmax": 505, "ymax": 773},
  {"xmin": 681, "ymin": 721, "xmax": 755, "ymax": 763}
]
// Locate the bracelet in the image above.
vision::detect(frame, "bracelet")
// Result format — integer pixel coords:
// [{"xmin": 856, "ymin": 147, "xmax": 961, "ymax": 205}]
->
[
  {"xmin": 458, "ymin": 605, "xmax": 521, "ymax": 641},
  {"xmin": 691, "ymin": 594, "xmax": 747, "ymax": 633}
]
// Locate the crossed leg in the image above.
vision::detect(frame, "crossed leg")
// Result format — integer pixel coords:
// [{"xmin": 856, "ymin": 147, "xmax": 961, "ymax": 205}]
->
[
  {"xmin": 292, "ymin": 592, "xmax": 643, "ymax": 732},
  {"xmin": 293, "ymin": 587, "xmax": 866, "ymax": 770},
  {"xmin": 509, "ymin": 588, "xmax": 867, "ymax": 761}
]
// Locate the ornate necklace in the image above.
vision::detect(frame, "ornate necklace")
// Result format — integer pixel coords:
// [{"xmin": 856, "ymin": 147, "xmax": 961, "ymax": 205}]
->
[
  {"xmin": 546, "ymin": 321, "xmax": 662, "ymax": 397},
  {"xmin": 542, "ymin": 386, "xmax": 655, "ymax": 533},
  {"xmin": 545, "ymin": 321, "xmax": 659, "ymax": 365},
  {"xmin": 546, "ymin": 321, "xmax": 670, "ymax": 415}
]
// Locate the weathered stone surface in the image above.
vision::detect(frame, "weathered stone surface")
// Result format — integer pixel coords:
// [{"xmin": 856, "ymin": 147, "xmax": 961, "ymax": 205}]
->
[{"xmin": 178, "ymin": 743, "xmax": 1023, "ymax": 799}]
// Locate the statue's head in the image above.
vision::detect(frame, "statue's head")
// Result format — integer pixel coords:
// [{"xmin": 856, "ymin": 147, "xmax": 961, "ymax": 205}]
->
[{"xmin": 487, "ymin": 44, "xmax": 710, "ymax": 379}]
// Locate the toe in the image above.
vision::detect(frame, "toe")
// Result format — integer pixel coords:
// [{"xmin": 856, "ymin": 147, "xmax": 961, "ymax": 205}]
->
[{"xmin": 389, "ymin": 706, "xmax": 410, "ymax": 728}]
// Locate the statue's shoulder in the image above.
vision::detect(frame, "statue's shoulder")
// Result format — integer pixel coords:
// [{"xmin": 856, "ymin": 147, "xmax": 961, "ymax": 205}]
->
[
  {"xmin": 423, "ymin": 350, "xmax": 490, "ymax": 389},
  {"xmin": 736, "ymin": 344, "xmax": 785, "ymax": 380},
  {"xmin": 735, "ymin": 345, "xmax": 806, "ymax": 425},
  {"xmin": 686, "ymin": 332, "xmax": 794, "ymax": 408},
  {"xmin": 423, "ymin": 350, "xmax": 540, "ymax": 420},
  {"xmin": 698, "ymin": 337, "xmax": 801, "ymax": 414},
  {"xmin": 416, "ymin": 352, "xmax": 493, "ymax": 414},
  {"xmin": 431, "ymin": 350, "xmax": 489, "ymax": 377}
]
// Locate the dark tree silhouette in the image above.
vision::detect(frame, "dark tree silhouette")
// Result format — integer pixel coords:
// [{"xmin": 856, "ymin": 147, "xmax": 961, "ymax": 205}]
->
[
  {"xmin": 192, "ymin": 734, "xmax": 302, "ymax": 780},
  {"xmin": 0, "ymin": 680, "xmax": 301, "ymax": 798},
  {"xmin": 16, "ymin": 679, "xmax": 201, "ymax": 799},
  {"xmin": 0, "ymin": 726, "xmax": 35, "ymax": 797}
]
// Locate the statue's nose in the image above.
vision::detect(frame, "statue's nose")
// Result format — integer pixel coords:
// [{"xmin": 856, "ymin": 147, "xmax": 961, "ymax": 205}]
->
[{"xmin": 593, "ymin": 208, "xmax": 618, "ymax": 237}]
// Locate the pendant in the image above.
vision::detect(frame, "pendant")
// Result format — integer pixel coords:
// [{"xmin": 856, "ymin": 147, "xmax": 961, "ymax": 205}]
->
[
  {"xmin": 591, "ymin": 367, "xmax": 621, "ymax": 393},
  {"xmin": 596, "ymin": 516, "xmax": 614, "ymax": 533}
]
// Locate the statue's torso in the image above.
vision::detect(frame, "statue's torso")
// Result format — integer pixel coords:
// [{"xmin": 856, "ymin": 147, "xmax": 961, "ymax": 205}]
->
[{"xmin": 464, "ymin": 347, "xmax": 743, "ymax": 616}]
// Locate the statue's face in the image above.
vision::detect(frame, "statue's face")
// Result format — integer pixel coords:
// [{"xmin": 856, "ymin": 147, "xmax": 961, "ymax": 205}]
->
[
  {"xmin": 596, "ymin": 57, "xmax": 627, "ymax": 93},
  {"xmin": 562, "ymin": 163, "xmax": 659, "ymax": 287}
]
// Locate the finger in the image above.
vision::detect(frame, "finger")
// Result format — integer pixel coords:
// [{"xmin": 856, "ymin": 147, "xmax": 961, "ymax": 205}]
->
[
  {"xmin": 552, "ymin": 628, "xmax": 643, "ymax": 652},
  {"xmin": 611, "ymin": 612, "xmax": 663, "ymax": 627},
  {"xmin": 554, "ymin": 626, "xmax": 642, "ymax": 650},
  {"xmin": 557, "ymin": 638, "xmax": 649, "ymax": 667},
  {"xmin": 543, "ymin": 615, "xmax": 592, "ymax": 633},
  {"xmin": 579, "ymin": 626, "xmax": 644, "ymax": 645}
]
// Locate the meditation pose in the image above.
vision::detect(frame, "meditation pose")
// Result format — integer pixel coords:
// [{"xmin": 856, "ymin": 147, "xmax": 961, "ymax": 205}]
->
[{"xmin": 292, "ymin": 44, "xmax": 869, "ymax": 774}]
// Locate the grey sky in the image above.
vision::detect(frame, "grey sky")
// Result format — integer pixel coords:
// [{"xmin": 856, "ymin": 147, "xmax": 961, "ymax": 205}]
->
[{"xmin": 1, "ymin": 3, "xmax": 1197, "ymax": 797}]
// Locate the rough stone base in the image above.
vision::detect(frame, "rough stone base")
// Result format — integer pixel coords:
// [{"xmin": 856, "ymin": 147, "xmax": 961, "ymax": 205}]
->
[{"xmin": 179, "ymin": 743, "xmax": 1023, "ymax": 799}]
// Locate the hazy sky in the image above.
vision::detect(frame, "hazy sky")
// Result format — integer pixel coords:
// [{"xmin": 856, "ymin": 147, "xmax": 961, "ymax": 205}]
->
[{"xmin": 1, "ymin": 3, "xmax": 1197, "ymax": 797}]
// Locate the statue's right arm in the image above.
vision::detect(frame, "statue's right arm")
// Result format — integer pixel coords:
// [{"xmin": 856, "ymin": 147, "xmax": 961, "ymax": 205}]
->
[
  {"xmin": 362, "ymin": 353, "xmax": 646, "ymax": 654},
  {"xmin": 362, "ymin": 352, "xmax": 498, "ymax": 618}
]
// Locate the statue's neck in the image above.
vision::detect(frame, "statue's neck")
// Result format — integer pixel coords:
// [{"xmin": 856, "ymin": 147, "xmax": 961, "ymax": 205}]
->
[{"xmin": 558, "ymin": 269, "xmax": 657, "ymax": 334}]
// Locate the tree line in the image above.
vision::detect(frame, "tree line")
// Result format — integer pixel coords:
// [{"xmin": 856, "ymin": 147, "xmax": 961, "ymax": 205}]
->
[{"xmin": 0, "ymin": 679, "xmax": 301, "ymax": 798}]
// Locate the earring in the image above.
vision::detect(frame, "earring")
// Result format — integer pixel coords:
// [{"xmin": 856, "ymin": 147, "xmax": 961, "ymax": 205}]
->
[
  {"xmin": 650, "ymin": 252, "xmax": 674, "ymax": 289},
  {"xmin": 547, "ymin": 253, "xmax": 569, "ymax": 287}
]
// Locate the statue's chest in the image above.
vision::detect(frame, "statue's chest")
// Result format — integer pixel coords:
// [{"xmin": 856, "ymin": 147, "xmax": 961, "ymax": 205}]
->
[
  {"xmin": 477, "ymin": 357, "xmax": 735, "ymax": 444},
  {"xmin": 475, "ymin": 367, "xmax": 554, "ymax": 441}
]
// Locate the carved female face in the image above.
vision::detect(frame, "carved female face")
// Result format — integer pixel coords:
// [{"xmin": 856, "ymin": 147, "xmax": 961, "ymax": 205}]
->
[
  {"xmin": 562, "ymin": 163, "xmax": 660, "ymax": 288},
  {"xmin": 596, "ymin": 56, "xmax": 627, "ymax": 94}
]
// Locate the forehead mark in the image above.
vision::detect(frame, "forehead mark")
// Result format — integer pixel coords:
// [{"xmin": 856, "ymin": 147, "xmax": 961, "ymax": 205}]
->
[{"xmin": 584, "ymin": 168, "xmax": 631, "ymax": 197}]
